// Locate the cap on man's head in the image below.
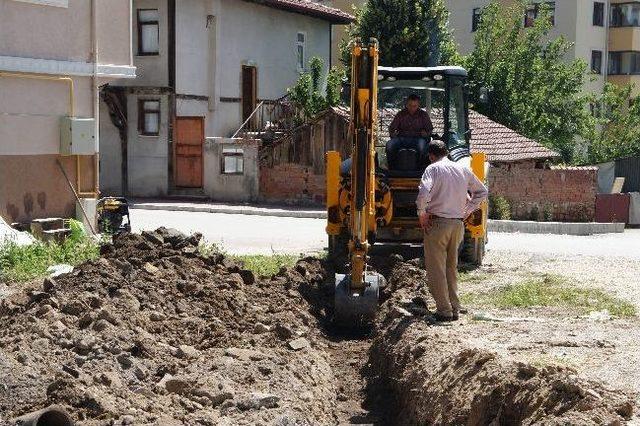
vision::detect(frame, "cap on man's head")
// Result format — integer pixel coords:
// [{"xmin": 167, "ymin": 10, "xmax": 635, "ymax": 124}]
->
[{"xmin": 427, "ymin": 140, "xmax": 448, "ymax": 158}]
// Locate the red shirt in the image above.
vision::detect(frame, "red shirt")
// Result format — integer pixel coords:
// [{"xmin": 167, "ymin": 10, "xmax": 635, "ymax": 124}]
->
[{"xmin": 389, "ymin": 108, "xmax": 433, "ymax": 138}]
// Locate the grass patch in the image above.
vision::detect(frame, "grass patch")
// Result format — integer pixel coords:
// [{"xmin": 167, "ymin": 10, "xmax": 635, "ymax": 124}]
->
[
  {"xmin": 459, "ymin": 270, "xmax": 489, "ymax": 284},
  {"xmin": 0, "ymin": 221, "xmax": 99, "ymax": 283},
  {"xmin": 231, "ymin": 254, "xmax": 299, "ymax": 277},
  {"xmin": 197, "ymin": 242, "xmax": 300, "ymax": 276},
  {"xmin": 461, "ymin": 274, "xmax": 636, "ymax": 317}
]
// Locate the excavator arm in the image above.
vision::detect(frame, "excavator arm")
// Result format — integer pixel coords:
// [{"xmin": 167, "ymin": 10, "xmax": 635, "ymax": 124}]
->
[{"xmin": 331, "ymin": 39, "xmax": 385, "ymax": 327}]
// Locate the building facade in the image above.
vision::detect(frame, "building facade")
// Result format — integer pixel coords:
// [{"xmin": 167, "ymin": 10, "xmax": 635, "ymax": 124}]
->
[
  {"xmin": 446, "ymin": 0, "xmax": 640, "ymax": 96},
  {"xmin": 100, "ymin": 0, "xmax": 351, "ymax": 199},
  {"xmin": 0, "ymin": 0, "xmax": 136, "ymax": 224}
]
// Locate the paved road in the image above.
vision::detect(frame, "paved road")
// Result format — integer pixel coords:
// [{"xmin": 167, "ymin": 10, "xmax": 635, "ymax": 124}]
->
[
  {"xmin": 130, "ymin": 208, "xmax": 640, "ymax": 258},
  {"xmin": 131, "ymin": 208, "xmax": 327, "ymax": 255}
]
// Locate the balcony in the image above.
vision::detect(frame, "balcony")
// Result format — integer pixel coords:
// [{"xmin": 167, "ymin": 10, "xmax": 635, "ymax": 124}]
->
[{"xmin": 609, "ymin": 27, "xmax": 640, "ymax": 51}]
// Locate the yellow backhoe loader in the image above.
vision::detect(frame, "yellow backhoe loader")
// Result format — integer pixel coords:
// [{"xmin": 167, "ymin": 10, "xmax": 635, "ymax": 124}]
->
[{"xmin": 326, "ymin": 39, "xmax": 488, "ymax": 327}]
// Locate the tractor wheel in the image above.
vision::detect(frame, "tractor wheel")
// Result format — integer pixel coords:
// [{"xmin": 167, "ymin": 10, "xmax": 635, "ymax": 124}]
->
[{"xmin": 460, "ymin": 230, "xmax": 485, "ymax": 266}]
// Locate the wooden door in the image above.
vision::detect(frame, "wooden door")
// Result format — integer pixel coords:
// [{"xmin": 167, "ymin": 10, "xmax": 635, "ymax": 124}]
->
[
  {"xmin": 174, "ymin": 117, "xmax": 204, "ymax": 188},
  {"xmin": 242, "ymin": 65, "xmax": 257, "ymax": 123}
]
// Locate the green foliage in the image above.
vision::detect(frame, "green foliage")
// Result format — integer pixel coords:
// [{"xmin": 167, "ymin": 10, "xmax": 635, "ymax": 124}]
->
[
  {"xmin": 488, "ymin": 195, "xmax": 511, "ymax": 220},
  {"xmin": 0, "ymin": 224, "xmax": 99, "ymax": 282},
  {"xmin": 582, "ymin": 83, "xmax": 640, "ymax": 163},
  {"xmin": 231, "ymin": 254, "xmax": 299, "ymax": 277},
  {"xmin": 341, "ymin": 0, "xmax": 459, "ymax": 68},
  {"xmin": 542, "ymin": 204, "xmax": 554, "ymax": 222},
  {"xmin": 465, "ymin": 1, "xmax": 590, "ymax": 162},
  {"xmin": 288, "ymin": 57, "xmax": 344, "ymax": 122},
  {"xmin": 462, "ymin": 274, "xmax": 636, "ymax": 317}
]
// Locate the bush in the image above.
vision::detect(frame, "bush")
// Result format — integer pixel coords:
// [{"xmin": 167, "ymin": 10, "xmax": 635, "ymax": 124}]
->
[
  {"xmin": 542, "ymin": 204, "xmax": 554, "ymax": 222},
  {"xmin": 288, "ymin": 57, "xmax": 344, "ymax": 123},
  {"xmin": 489, "ymin": 195, "xmax": 511, "ymax": 220}
]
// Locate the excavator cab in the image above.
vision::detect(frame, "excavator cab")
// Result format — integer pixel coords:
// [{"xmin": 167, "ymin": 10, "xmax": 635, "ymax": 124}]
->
[
  {"xmin": 377, "ymin": 66, "xmax": 471, "ymax": 175},
  {"xmin": 326, "ymin": 40, "xmax": 488, "ymax": 327}
]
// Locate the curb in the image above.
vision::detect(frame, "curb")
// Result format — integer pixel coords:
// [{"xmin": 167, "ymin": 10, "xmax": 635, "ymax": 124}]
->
[
  {"xmin": 488, "ymin": 219, "xmax": 625, "ymax": 236},
  {"xmin": 130, "ymin": 203, "xmax": 327, "ymax": 219},
  {"xmin": 130, "ymin": 204, "xmax": 626, "ymax": 235}
]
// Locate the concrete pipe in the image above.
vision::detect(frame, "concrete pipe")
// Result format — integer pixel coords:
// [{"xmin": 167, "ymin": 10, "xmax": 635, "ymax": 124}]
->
[{"xmin": 12, "ymin": 405, "xmax": 73, "ymax": 426}]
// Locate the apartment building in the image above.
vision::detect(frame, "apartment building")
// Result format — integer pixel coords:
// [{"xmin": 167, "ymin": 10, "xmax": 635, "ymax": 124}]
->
[
  {"xmin": 0, "ymin": 0, "xmax": 135, "ymax": 224},
  {"xmin": 446, "ymin": 0, "xmax": 640, "ymax": 96}
]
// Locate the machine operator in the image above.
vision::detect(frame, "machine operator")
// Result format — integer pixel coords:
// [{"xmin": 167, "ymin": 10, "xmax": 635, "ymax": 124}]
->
[{"xmin": 386, "ymin": 94, "xmax": 433, "ymax": 170}]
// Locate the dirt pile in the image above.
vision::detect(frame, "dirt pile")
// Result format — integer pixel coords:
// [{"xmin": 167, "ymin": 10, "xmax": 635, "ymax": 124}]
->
[
  {"xmin": 0, "ymin": 230, "xmax": 637, "ymax": 425},
  {"xmin": 368, "ymin": 260, "xmax": 638, "ymax": 425},
  {"xmin": 0, "ymin": 228, "xmax": 337, "ymax": 425}
]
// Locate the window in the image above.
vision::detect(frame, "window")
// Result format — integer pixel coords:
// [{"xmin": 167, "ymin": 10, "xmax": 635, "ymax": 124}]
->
[
  {"xmin": 222, "ymin": 146, "xmax": 244, "ymax": 174},
  {"xmin": 138, "ymin": 9, "xmax": 159, "ymax": 55},
  {"xmin": 472, "ymin": 8, "xmax": 482, "ymax": 32},
  {"xmin": 591, "ymin": 50, "xmax": 603, "ymax": 74},
  {"xmin": 138, "ymin": 100, "xmax": 160, "ymax": 136},
  {"xmin": 524, "ymin": 2, "xmax": 555, "ymax": 27},
  {"xmin": 608, "ymin": 51, "xmax": 640, "ymax": 75},
  {"xmin": 593, "ymin": 2, "xmax": 604, "ymax": 26},
  {"xmin": 11, "ymin": 0, "xmax": 68, "ymax": 6},
  {"xmin": 296, "ymin": 32, "xmax": 306, "ymax": 71},
  {"xmin": 609, "ymin": 52, "xmax": 622, "ymax": 75},
  {"xmin": 610, "ymin": 2, "xmax": 640, "ymax": 27}
]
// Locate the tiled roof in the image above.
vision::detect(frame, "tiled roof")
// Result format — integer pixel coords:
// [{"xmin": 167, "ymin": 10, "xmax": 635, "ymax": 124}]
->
[
  {"xmin": 329, "ymin": 106, "xmax": 560, "ymax": 163},
  {"xmin": 550, "ymin": 165, "xmax": 598, "ymax": 171},
  {"xmin": 244, "ymin": 0, "xmax": 354, "ymax": 24}
]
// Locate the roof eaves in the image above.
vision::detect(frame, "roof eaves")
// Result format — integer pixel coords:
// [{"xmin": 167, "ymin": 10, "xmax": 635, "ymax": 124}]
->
[{"xmin": 244, "ymin": 0, "xmax": 354, "ymax": 24}]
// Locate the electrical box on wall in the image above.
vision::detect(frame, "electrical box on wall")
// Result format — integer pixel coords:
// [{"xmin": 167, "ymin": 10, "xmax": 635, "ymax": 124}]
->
[{"xmin": 60, "ymin": 117, "xmax": 96, "ymax": 155}]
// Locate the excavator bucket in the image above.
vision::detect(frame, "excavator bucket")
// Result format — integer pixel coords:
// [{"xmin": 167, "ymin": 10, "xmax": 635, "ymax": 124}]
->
[{"xmin": 333, "ymin": 272, "xmax": 384, "ymax": 328}]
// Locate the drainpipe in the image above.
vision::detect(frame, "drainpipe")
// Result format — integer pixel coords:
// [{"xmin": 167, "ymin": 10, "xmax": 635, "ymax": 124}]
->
[
  {"xmin": 604, "ymin": 0, "xmax": 610, "ymax": 85},
  {"xmin": 82, "ymin": 0, "xmax": 100, "ymax": 199}
]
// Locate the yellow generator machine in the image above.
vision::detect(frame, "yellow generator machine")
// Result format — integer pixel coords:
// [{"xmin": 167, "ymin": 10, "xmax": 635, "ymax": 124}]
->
[{"xmin": 326, "ymin": 39, "xmax": 488, "ymax": 326}]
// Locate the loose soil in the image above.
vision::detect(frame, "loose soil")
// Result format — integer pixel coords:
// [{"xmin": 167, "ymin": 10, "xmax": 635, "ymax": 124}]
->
[{"xmin": 0, "ymin": 230, "xmax": 637, "ymax": 425}]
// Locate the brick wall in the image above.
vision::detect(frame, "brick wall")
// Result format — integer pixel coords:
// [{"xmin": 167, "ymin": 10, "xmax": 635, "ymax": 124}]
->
[
  {"xmin": 488, "ymin": 162, "xmax": 598, "ymax": 222},
  {"xmin": 260, "ymin": 163, "xmax": 326, "ymax": 206}
]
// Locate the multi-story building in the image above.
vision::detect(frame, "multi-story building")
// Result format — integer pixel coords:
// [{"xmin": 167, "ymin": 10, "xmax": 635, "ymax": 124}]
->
[
  {"xmin": 446, "ymin": 0, "xmax": 640, "ymax": 96},
  {"xmin": 99, "ymin": 0, "xmax": 351, "ymax": 199},
  {"xmin": 0, "ymin": 0, "xmax": 136, "ymax": 224}
]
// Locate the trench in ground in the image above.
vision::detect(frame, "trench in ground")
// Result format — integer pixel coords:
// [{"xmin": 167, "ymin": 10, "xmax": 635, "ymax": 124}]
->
[{"xmin": 301, "ymin": 250, "xmax": 636, "ymax": 426}]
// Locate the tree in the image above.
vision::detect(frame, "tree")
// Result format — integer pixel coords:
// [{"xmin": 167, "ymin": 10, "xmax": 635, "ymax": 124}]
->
[
  {"xmin": 288, "ymin": 57, "xmax": 344, "ymax": 122},
  {"xmin": 583, "ymin": 83, "xmax": 640, "ymax": 163},
  {"xmin": 341, "ymin": 0, "xmax": 459, "ymax": 68},
  {"xmin": 464, "ymin": 1, "xmax": 590, "ymax": 161}
]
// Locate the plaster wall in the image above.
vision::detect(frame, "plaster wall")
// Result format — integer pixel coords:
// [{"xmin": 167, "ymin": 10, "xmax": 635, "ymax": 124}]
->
[
  {"xmin": 203, "ymin": 137, "xmax": 260, "ymax": 203},
  {"xmin": 0, "ymin": 75, "xmax": 93, "ymax": 155},
  {"xmin": 126, "ymin": 94, "xmax": 171, "ymax": 197},
  {"xmin": 98, "ymin": 100, "xmax": 123, "ymax": 195},
  {"xmin": 120, "ymin": 0, "xmax": 170, "ymax": 87}
]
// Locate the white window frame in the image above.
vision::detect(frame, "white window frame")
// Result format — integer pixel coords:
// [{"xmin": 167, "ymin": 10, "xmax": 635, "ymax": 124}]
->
[
  {"xmin": 296, "ymin": 31, "xmax": 307, "ymax": 72},
  {"xmin": 221, "ymin": 146, "xmax": 245, "ymax": 175},
  {"xmin": 10, "ymin": 0, "xmax": 68, "ymax": 7}
]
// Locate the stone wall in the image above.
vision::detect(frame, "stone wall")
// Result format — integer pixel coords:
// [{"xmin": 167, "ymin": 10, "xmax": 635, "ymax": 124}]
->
[{"xmin": 488, "ymin": 162, "xmax": 598, "ymax": 222}]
